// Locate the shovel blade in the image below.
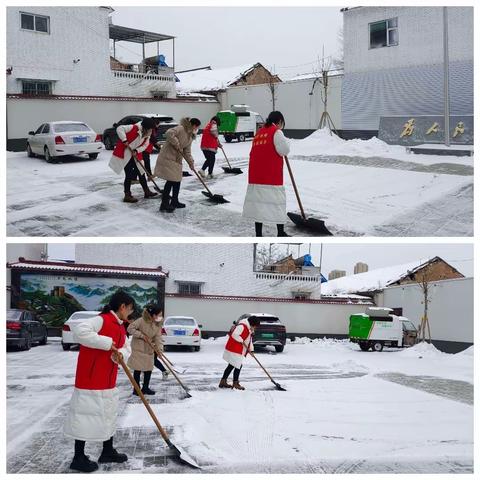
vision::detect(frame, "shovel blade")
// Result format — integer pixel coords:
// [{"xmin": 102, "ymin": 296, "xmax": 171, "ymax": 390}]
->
[
  {"xmin": 201, "ymin": 191, "xmax": 230, "ymax": 204},
  {"xmin": 275, "ymin": 383, "xmax": 287, "ymax": 391},
  {"xmin": 222, "ymin": 167, "xmax": 243, "ymax": 175},
  {"xmin": 182, "ymin": 171, "xmax": 192, "ymax": 177},
  {"xmin": 169, "ymin": 444, "xmax": 201, "ymax": 469},
  {"xmin": 287, "ymin": 212, "xmax": 333, "ymax": 236}
]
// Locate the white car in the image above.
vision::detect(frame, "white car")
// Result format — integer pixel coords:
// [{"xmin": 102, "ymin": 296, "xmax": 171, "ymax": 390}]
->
[
  {"xmin": 62, "ymin": 311, "xmax": 100, "ymax": 351},
  {"xmin": 162, "ymin": 316, "xmax": 202, "ymax": 351},
  {"xmin": 27, "ymin": 121, "xmax": 103, "ymax": 163}
]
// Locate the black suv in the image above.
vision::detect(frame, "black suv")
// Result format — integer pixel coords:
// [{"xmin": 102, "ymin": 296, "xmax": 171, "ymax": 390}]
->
[
  {"xmin": 235, "ymin": 313, "xmax": 287, "ymax": 353},
  {"xmin": 6, "ymin": 309, "xmax": 48, "ymax": 350},
  {"xmin": 102, "ymin": 114, "xmax": 178, "ymax": 151}
]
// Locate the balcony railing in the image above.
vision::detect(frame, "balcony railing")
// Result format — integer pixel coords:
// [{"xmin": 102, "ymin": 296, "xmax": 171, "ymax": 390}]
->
[{"xmin": 255, "ymin": 272, "xmax": 321, "ymax": 282}]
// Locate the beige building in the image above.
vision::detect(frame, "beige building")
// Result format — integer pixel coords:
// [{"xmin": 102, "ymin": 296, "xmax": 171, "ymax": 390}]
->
[
  {"xmin": 354, "ymin": 262, "xmax": 369, "ymax": 274},
  {"xmin": 329, "ymin": 270, "xmax": 347, "ymax": 280}
]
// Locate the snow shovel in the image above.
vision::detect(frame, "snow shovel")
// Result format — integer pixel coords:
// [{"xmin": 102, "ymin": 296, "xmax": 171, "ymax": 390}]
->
[
  {"xmin": 156, "ymin": 350, "xmax": 187, "ymax": 375},
  {"xmin": 220, "ymin": 146, "xmax": 243, "ymax": 175},
  {"xmin": 127, "ymin": 147, "xmax": 163, "ymax": 195},
  {"xmin": 117, "ymin": 355, "xmax": 200, "ymax": 469},
  {"xmin": 244, "ymin": 343, "xmax": 286, "ymax": 391},
  {"xmin": 284, "ymin": 156, "xmax": 333, "ymax": 236},
  {"xmin": 192, "ymin": 167, "xmax": 230, "ymax": 204},
  {"xmin": 142, "ymin": 336, "xmax": 192, "ymax": 398}
]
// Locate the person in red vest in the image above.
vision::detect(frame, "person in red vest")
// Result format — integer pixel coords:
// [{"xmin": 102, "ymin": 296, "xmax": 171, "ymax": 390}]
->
[
  {"xmin": 242, "ymin": 111, "xmax": 291, "ymax": 237},
  {"xmin": 219, "ymin": 316, "xmax": 260, "ymax": 390},
  {"xmin": 64, "ymin": 291, "xmax": 135, "ymax": 473},
  {"xmin": 142, "ymin": 118, "xmax": 166, "ymax": 176},
  {"xmin": 108, "ymin": 117, "xmax": 159, "ymax": 203},
  {"xmin": 199, "ymin": 116, "xmax": 222, "ymax": 179}
]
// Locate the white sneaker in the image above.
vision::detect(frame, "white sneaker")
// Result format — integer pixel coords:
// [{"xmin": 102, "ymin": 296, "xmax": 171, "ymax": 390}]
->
[
  {"xmin": 162, "ymin": 371, "xmax": 169, "ymax": 380},
  {"xmin": 198, "ymin": 169, "xmax": 206, "ymax": 178}
]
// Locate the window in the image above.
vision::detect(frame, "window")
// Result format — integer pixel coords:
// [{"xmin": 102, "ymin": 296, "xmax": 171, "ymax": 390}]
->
[
  {"xmin": 41, "ymin": 124, "xmax": 50, "ymax": 134},
  {"xmin": 369, "ymin": 18, "xmax": 398, "ymax": 48},
  {"xmin": 292, "ymin": 292, "xmax": 311, "ymax": 300},
  {"xmin": 177, "ymin": 282, "xmax": 202, "ymax": 295},
  {"xmin": 34, "ymin": 124, "xmax": 45, "ymax": 134},
  {"xmin": 54, "ymin": 123, "xmax": 91, "ymax": 133},
  {"xmin": 22, "ymin": 80, "xmax": 52, "ymax": 96},
  {"xmin": 20, "ymin": 12, "xmax": 50, "ymax": 33}
]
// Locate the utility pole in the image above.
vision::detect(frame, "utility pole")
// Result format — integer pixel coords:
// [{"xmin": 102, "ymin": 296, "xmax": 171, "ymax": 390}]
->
[{"xmin": 443, "ymin": 7, "xmax": 450, "ymax": 147}]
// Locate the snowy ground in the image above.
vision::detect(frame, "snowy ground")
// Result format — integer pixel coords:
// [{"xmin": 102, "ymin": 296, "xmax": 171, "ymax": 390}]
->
[
  {"xmin": 7, "ymin": 130, "xmax": 473, "ymax": 237},
  {"xmin": 7, "ymin": 338, "xmax": 473, "ymax": 474}
]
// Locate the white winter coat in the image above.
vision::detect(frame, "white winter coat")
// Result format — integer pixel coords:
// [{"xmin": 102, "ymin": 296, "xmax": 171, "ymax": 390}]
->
[
  {"xmin": 63, "ymin": 313, "xmax": 131, "ymax": 442},
  {"xmin": 222, "ymin": 318, "xmax": 254, "ymax": 369},
  {"xmin": 108, "ymin": 122, "xmax": 150, "ymax": 175},
  {"xmin": 242, "ymin": 130, "xmax": 291, "ymax": 224}
]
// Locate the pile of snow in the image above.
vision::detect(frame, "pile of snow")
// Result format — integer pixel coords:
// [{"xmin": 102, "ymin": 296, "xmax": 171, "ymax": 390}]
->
[
  {"xmin": 291, "ymin": 128, "xmax": 410, "ymax": 159},
  {"xmin": 398, "ymin": 341, "xmax": 446, "ymax": 358},
  {"xmin": 456, "ymin": 345, "xmax": 474, "ymax": 356}
]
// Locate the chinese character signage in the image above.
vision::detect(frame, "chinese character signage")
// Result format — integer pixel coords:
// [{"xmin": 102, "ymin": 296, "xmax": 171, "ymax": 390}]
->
[{"xmin": 379, "ymin": 115, "xmax": 474, "ymax": 146}]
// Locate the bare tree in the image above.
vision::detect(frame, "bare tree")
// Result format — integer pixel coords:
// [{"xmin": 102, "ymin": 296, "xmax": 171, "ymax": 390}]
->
[
  {"xmin": 254, "ymin": 243, "xmax": 285, "ymax": 271},
  {"xmin": 414, "ymin": 265, "xmax": 441, "ymax": 343}
]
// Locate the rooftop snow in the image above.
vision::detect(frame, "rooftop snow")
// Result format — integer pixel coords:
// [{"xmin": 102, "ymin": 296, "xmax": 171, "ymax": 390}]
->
[{"xmin": 321, "ymin": 257, "xmax": 438, "ymax": 295}]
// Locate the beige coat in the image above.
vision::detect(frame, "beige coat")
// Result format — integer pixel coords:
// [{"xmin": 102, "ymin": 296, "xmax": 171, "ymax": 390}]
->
[
  {"xmin": 154, "ymin": 118, "xmax": 196, "ymax": 182},
  {"xmin": 127, "ymin": 312, "xmax": 164, "ymax": 372}
]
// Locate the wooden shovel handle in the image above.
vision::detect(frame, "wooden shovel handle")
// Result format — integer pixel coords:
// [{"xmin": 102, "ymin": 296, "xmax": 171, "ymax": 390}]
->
[
  {"xmin": 284, "ymin": 156, "xmax": 306, "ymax": 220},
  {"xmin": 143, "ymin": 336, "xmax": 190, "ymax": 394},
  {"xmin": 117, "ymin": 355, "xmax": 172, "ymax": 446},
  {"xmin": 219, "ymin": 146, "xmax": 233, "ymax": 168},
  {"xmin": 244, "ymin": 342, "xmax": 277, "ymax": 384},
  {"xmin": 191, "ymin": 167, "xmax": 213, "ymax": 195}
]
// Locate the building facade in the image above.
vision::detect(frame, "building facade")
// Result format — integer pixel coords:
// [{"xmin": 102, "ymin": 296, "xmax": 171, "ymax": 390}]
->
[
  {"xmin": 341, "ymin": 6, "xmax": 473, "ymax": 135},
  {"xmin": 75, "ymin": 244, "xmax": 372, "ymax": 338}
]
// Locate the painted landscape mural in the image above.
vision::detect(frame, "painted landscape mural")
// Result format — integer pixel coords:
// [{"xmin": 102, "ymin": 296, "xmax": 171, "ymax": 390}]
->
[{"xmin": 19, "ymin": 274, "xmax": 159, "ymax": 326}]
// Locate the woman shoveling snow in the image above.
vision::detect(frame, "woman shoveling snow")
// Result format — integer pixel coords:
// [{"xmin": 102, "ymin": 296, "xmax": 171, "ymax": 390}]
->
[{"xmin": 219, "ymin": 316, "xmax": 260, "ymax": 390}]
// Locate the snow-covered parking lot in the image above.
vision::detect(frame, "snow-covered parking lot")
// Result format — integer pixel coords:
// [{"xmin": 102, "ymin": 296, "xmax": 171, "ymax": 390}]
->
[
  {"xmin": 7, "ymin": 337, "xmax": 473, "ymax": 474},
  {"xmin": 7, "ymin": 130, "xmax": 473, "ymax": 237}
]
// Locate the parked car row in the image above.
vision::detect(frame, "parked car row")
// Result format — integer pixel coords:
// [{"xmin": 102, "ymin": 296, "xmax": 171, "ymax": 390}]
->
[
  {"xmin": 26, "ymin": 113, "xmax": 180, "ymax": 163},
  {"xmin": 6, "ymin": 309, "xmax": 48, "ymax": 350},
  {"xmin": 59, "ymin": 311, "xmax": 288, "ymax": 354}
]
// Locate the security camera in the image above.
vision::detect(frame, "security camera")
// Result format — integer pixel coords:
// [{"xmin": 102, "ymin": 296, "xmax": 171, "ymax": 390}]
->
[{"xmin": 73, "ymin": 58, "xmax": 80, "ymax": 64}]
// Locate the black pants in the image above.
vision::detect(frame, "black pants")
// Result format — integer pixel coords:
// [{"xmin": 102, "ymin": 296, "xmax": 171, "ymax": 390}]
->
[
  {"xmin": 74, "ymin": 437, "xmax": 114, "ymax": 457},
  {"xmin": 163, "ymin": 180, "xmax": 180, "ymax": 203},
  {"xmin": 222, "ymin": 364, "xmax": 242, "ymax": 382},
  {"xmin": 154, "ymin": 353, "xmax": 167, "ymax": 372},
  {"xmin": 133, "ymin": 370, "xmax": 152, "ymax": 389},
  {"xmin": 201, "ymin": 150, "xmax": 216, "ymax": 175},
  {"xmin": 142, "ymin": 151, "xmax": 152, "ymax": 176},
  {"xmin": 124, "ymin": 157, "xmax": 148, "ymax": 194},
  {"xmin": 255, "ymin": 222, "xmax": 286, "ymax": 237}
]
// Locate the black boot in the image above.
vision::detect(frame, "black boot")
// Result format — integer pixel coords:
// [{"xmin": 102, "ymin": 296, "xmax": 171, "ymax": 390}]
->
[
  {"xmin": 98, "ymin": 437, "xmax": 128, "ymax": 464},
  {"xmin": 132, "ymin": 370, "xmax": 141, "ymax": 396},
  {"xmin": 70, "ymin": 454, "xmax": 99, "ymax": 472},
  {"xmin": 70, "ymin": 440, "xmax": 98, "ymax": 472},
  {"xmin": 170, "ymin": 182, "xmax": 184, "ymax": 208},
  {"xmin": 277, "ymin": 224, "xmax": 291, "ymax": 237},
  {"xmin": 141, "ymin": 371, "xmax": 155, "ymax": 395},
  {"xmin": 159, "ymin": 193, "xmax": 175, "ymax": 212}
]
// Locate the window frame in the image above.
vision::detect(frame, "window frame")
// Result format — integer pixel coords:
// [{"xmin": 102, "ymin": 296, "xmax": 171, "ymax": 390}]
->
[
  {"xmin": 177, "ymin": 282, "xmax": 202, "ymax": 296},
  {"xmin": 22, "ymin": 80, "xmax": 53, "ymax": 96},
  {"xmin": 20, "ymin": 11, "xmax": 50, "ymax": 34},
  {"xmin": 368, "ymin": 17, "xmax": 399, "ymax": 49}
]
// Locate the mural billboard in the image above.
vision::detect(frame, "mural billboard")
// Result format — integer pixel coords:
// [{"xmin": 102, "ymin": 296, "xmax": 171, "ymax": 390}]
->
[{"xmin": 18, "ymin": 273, "xmax": 159, "ymax": 326}]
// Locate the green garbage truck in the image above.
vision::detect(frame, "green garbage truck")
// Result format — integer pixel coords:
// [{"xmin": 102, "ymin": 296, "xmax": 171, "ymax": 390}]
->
[
  {"xmin": 349, "ymin": 307, "xmax": 418, "ymax": 352},
  {"xmin": 217, "ymin": 105, "xmax": 264, "ymax": 143}
]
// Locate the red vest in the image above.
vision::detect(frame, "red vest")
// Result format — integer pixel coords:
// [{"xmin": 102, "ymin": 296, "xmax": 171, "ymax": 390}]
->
[
  {"xmin": 200, "ymin": 121, "xmax": 220, "ymax": 150},
  {"xmin": 112, "ymin": 124, "xmax": 148, "ymax": 160},
  {"xmin": 144, "ymin": 126, "xmax": 158, "ymax": 154},
  {"xmin": 248, "ymin": 125, "xmax": 284, "ymax": 186},
  {"xmin": 74, "ymin": 312, "xmax": 126, "ymax": 390},
  {"xmin": 225, "ymin": 321, "xmax": 251, "ymax": 356}
]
